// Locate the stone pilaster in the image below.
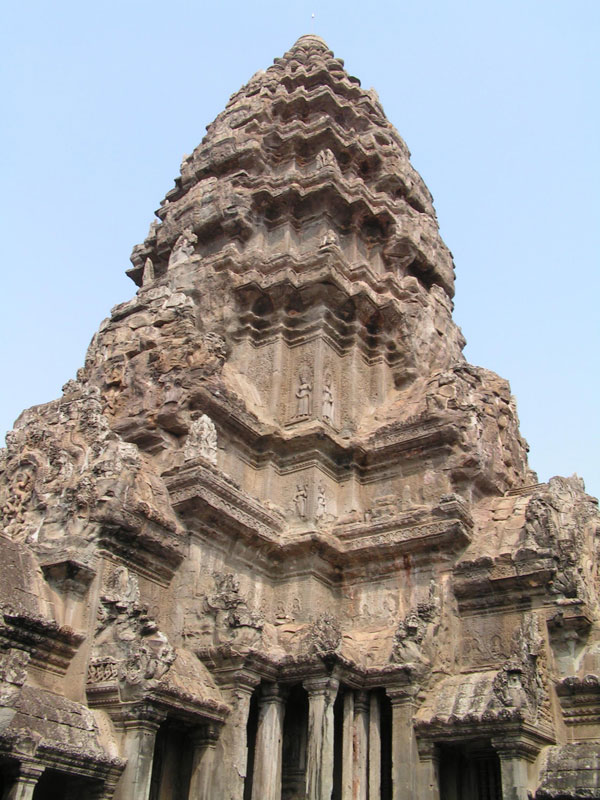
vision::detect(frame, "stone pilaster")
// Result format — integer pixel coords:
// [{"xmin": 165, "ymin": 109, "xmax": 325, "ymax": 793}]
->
[
  {"xmin": 341, "ymin": 690, "xmax": 354, "ymax": 799},
  {"xmin": 303, "ymin": 676, "xmax": 339, "ymax": 800},
  {"xmin": 114, "ymin": 704, "xmax": 166, "ymax": 800},
  {"xmin": 6, "ymin": 763, "xmax": 44, "ymax": 800},
  {"xmin": 188, "ymin": 722, "xmax": 221, "ymax": 800},
  {"xmin": 416, "ymin": 740, "xmax": 440, "ymax": 800},
  {"xmin": 89, "ymin": 781, "xmax": 120, "ymax": 800},
  {"xmin": 353, "ymin": 691, "xmax": 369, "ymax": 800},
  {"xmin": 251, "ymin": 683, "xmax": 286, "ymax": 800},
  {"xmin": 387, "ymin": 687, "xmax": 418, "ymax": 800},
  {"xmin": 213, "ymin": 671, "xmax": 261, "ymax": 800},
  {"xmin": 492, "ymin": 739, "xmax": 533, "ymax": 800},
  {"xmin": 368, "ymin": 693, "xmax": 381, "ymax": 800}
]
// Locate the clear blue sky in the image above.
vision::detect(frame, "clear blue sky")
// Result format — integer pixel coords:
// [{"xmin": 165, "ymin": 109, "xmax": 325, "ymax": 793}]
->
[{"xmin": 2, "ymin": 1, "xmax": 598, "ymax": 498}]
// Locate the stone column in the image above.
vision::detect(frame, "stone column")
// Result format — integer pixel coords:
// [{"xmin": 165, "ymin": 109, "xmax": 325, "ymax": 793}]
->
[
  {"xmin": 353, "ymin": 691, "xmax": 369, "ymax": 800},
  {"xmin": 114, "ymin": 704, "xmax": 165, "ymax": 800},
  {"xmin": 90, "ymin": 779, "xmax": 121, "ymax": 800},
  {"xmin": 6, "ymin": 763, "xmax": 44, "ymax": 800},
  {"xmin": 251, "ymin": 683, "xmax": 286, "ymax": 800},
  {"xmin": 416, "ymin": 740, "xmax": 440, "ymax": 800},
  {"xmin": 304, "ymin": 676, "xmax": 339, "ymax": 800},
  {"xmin": 387, "ymin": 687, "xmax": 418, "ymax": 800},
  {"xmin": 213, "ymin": 672, "xmax": 260, "ymax": 800},
  {"xmin": 188, "ymin": 722, "xmax": 221, "ymax": 800},
  {"xmin": 493, "ymin": 741, "xmax": 530, "ymax": 800},
  {"xmin": 341, "ymin": 690, "xmax": 354, "ymax": 799},
  {"xmin": 368, "ymin": 693, "xmax": 381, "ymax": 800}
]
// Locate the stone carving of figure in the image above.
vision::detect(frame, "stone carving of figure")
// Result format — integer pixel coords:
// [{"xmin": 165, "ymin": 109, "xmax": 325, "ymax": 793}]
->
[
  {"xmin": 322, "ymin": 374, "xmax": 334, "ymax": 422},
  {"xmin": 103, "ymin": 565, "xmax": 140, "ymax": 606},
  {"xmin": 294, "ymin": 485, "xmax": 308, "ymax": 518},
  {"xmin": 163, "ymin": 378, "xmax": 183, "ymax": 405},
  {"xmin": 316, "ymin": 484, "xmax": 327, "ymax": 521},
  {"xmin": 3, "ymin": 468, "xmax": 34, "ymax": 524},
  {"xmin": 295, "ymin": 374, "xmax": 312, "ymax": 417},
  {"xmin": 316, "ymin": 149, "xmax": 336, "ymax": 169},
  {"xmin": 169, "ymin": 227, "xmax": 198, "ymax": 267},
  {"xmin": 320, "ymin": 229, "xmax": 339, "ymax": 248},
  {"xmin": 184, "ymin": 414, "xmax": 218, "ymax": 465}
]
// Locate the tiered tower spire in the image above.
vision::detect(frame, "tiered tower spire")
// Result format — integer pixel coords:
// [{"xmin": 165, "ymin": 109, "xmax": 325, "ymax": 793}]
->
[{"xmin": 0, "ymin": 36, "xmax": 598, "ymax": 800}]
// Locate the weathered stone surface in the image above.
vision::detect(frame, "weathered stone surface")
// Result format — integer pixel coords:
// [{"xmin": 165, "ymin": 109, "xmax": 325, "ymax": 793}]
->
[{"xmin": 0, "ymin": 33, "xmax": 599, "ymax": 799}]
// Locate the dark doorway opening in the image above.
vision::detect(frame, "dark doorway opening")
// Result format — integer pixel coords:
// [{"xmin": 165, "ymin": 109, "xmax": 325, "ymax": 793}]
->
[
  {"xmin": 331, "ymin": 686, "xmax": 345, "ymax": 800},
  {"xmin": 379, "ymin": 689, "xmax": 393, "ymax": 800},
  {"xmin": 32, "ymin": 769, "xmax": 102, "ymax": 800},
  {"xmin": 148, "ymin": 718, "xmax": 194, "ymax": 800},
  {"xmin": 439, "ymin": 741, "xmax": 501, "ymax": 800},
  {"xmin": 282, "ymin": 683, "xmax": 308, "ymax": 800},
  {"xmin": 243, "ymin": 685, "xmax": 260, "ymax": 800}
]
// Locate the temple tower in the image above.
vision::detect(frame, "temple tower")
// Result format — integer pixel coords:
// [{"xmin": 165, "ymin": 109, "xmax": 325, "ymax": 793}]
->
[{"xmin": 0, "ymin": 35, "xmax": 599, "ymax": 800}]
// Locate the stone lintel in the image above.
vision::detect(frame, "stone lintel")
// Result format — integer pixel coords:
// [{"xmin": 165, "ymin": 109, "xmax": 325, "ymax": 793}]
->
[
  {"xmin": 416, "ymin": 719, "xmax": 554, "ymax": 761},
  {"xmin": 9, "ymin": 761, "xmax": 45, "ymax": 782},
  {"xmin": 547, "ymin": 605, "xmax": 593, "ymax": 636},
  {"xmin": 197, "ymin": 645, "xmax": 417, "ymax": 693},
  {"xmin": 555, "ymin": 675, "xmax": 600, "ymax": 726},
  {"xmin": 40, "ymin": 557, "xmax": 97, "ymax": 594},
  {"xmin": 453, "ymin": 565, "xmax": 556, "ymax": 614},
  {"xmin": 96, "ymin": 528, "xmax": 184, "ymax": 586},
  {"xmin": 1, "ymin": 610, "xmax": 85, "ymax": 676}
]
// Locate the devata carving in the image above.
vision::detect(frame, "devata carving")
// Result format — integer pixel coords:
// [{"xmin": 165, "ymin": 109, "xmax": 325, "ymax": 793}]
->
[
  {"xmin": 321, "ymin": 374, "xmax": 334, "ymax": 423},
  {"xmin": 0, "ymin": 34, "xmax": 598, "ymax": 800},
  {"xmin": 169, "ymin": 227, "xmax": 197, "ymax": 266},
  {"xmin": 315, "ymin": 483, "xmax": 327, "ymax": 522},
  {"xmin": 184, "ymin": 414, "xmax": 218, "ymax": 464},
  {"xmin": 295, "ymin": 373, "xmax": 312, "ymax": 418},
  {"xmin": 316, "ymin": 149, "xmax": 336, "ymax": 169},
  {"xmin": 294, "ymin": 484, "xmax": 308, "ymax": 518}
]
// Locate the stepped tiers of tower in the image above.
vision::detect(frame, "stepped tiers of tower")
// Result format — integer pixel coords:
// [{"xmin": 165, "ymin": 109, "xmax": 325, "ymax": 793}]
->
[{"xmin": 0, "ymin": 34, "xmax": 598, "ymax": 800}]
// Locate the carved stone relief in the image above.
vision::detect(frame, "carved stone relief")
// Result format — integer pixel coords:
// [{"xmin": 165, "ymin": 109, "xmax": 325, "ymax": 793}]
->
[
  {"xmin": 315, "ymin": 483, "xmax": 327, "ymax": 522},
  {"xmin": 391, "ymin": 581, "xmax": 440, "ymax": 667},
  {"xmin": 184, "ymin": 414, "xmax": 218, "ymax": 465},
  {"xmin": 321, "ymin": 372, "xmax": 335, "ymax": 424},
  {"xmin": 169, "ymin": 228, "xmax": 197, "ymax": 267},
  {"xmin": 294, "ymin": 484, "xmax": 308, "ymax": 518},
  {"xmin": 294, "ymin": 371, "xmax": 312, "ymax": 418},
  {"xmin": 306, "ymin": 612, "xmax": 341, "ymax": 655},
  {"xmin": 88, "ymin": 565, "xmax": 175, "ymax": 696},
  {"xmin": 198, "ymin": 572, "xmax": 264, "ymax": 649},
  {"xmin": 316, "ymin": 149, "xmax": 337, "ymax": 169}
]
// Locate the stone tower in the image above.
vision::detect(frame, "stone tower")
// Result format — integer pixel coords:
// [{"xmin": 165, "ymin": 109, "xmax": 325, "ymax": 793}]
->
[{"xmin": 1, "ymin": 35, "xmax": 599, "ymax": 800}]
